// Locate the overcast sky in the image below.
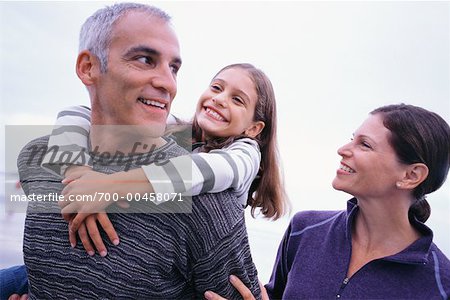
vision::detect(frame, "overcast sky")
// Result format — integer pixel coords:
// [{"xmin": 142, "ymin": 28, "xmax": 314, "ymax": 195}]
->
[{"xmin": 1, "ymin": 1, "xmax": 449, "ymax": 280}]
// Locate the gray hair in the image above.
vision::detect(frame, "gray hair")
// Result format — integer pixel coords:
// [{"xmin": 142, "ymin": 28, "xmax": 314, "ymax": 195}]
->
[{"xmin": 79, "ymin": 3, "xmax": 171, "ymax": 73}]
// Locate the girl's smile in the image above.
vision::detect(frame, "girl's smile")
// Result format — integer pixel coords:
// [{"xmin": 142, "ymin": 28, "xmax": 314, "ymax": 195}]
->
[
  {"xmin": 195, "ymin": 67, "xmax": 263, "ymax": 139},
  {"xmin": 203, "ymin": 106, "xmax": 228, "ymax": 122}
]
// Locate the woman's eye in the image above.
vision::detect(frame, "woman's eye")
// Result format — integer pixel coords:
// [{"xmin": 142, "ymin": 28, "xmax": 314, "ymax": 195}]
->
[{"xmin": 361, "ymin": 141, "xmax": 372, "ymax": 149}]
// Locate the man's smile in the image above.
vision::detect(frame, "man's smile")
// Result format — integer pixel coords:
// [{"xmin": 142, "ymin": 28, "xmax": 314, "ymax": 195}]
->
[{"xmin": 137, "ymin": 97, "xmax": 167, "ymax": 110}]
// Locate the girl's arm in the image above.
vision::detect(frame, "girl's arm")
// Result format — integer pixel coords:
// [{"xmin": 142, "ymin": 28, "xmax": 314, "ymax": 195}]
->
[
  {"xmin": 64, "ymin": 138, "xmax": 261, "ymax": 231},
  {"xmin": 41, "ymin": 105, "xmax": 92, "ymax": 176},
  {"xmin": 42, "ymin": 107, "xmax": 181, "ymax": 177},
  {"xmin": 65, "ymin": 138, "xmax": 260, "ymax": 210},
  {"xmin": 143, "ymin": 137, "xmax": 261, "ymax": 205}
]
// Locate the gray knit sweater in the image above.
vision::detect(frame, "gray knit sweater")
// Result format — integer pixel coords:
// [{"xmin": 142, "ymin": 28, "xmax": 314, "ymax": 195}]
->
[{"xmin": 19, "ymin": 135, "xmax": 261, "ymax": 299}]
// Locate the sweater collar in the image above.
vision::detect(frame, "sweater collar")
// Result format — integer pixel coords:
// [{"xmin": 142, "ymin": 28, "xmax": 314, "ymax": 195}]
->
[{"xmin": 345, "ymin": 198, "xmax": 433, "ymax": 265}]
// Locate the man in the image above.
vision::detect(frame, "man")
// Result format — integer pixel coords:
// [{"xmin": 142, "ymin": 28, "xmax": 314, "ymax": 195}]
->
[{"xmin": 17, "ymin": 3, "xmax": 261, "ymax": 299}]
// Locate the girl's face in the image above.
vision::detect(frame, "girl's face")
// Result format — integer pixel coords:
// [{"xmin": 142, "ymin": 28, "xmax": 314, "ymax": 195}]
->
[
  {"xmin": 195, "ymin": 68, "xmax": 265, "ymax": 139},
  {"xmin": 332, "ymin": 114, "xmax": 408, "ymax": 199}
]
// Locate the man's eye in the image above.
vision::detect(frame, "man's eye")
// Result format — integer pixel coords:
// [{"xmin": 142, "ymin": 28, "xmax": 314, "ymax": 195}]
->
[
  {"xmin": 137, "ymin": 56, "xmax": 153, "ymax": 65},
  {"xmin": 170, "ymin": 64, "xmax": 180, "ymax": 75}
]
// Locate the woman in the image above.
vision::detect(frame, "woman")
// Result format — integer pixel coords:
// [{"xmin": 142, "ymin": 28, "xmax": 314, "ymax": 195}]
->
[{"xmin": 206, "ymin": 103, "xmax": 450, "ymax": 299}]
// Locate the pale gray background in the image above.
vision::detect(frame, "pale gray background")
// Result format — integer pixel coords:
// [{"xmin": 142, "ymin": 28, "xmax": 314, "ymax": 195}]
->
[{"xmin": 1, "ymin": 1, "xmax": 449, "ymax": 283}]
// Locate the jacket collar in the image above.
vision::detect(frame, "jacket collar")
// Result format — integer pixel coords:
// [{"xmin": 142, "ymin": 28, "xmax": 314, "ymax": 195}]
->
[{"xmin": 345, "ymin": 198, "xmax": 433, "ymax": 265}]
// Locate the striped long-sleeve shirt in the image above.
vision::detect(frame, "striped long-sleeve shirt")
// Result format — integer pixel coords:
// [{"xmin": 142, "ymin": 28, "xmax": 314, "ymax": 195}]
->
[{"xmin": 42, "ymin": 106, "xmax": 261, "ymax": 205}]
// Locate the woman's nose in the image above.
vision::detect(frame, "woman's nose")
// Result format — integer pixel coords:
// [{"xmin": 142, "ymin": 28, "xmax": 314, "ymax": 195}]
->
[{"xmin": 337, "ymin": 141, "xmax": 352, "ymax": 157}]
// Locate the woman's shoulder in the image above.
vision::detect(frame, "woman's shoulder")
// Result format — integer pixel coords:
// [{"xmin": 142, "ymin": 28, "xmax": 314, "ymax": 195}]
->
[
  {"xmin": 430, "ymin": 243, "xmax": 450, "ymax": 269},
  {"xmin": 289, "ymin": 209, "xmax": 345, "ymax": 233},
  {"xmin": 429, "ymin": 243, "xmax": 450, "ymax": 296}
]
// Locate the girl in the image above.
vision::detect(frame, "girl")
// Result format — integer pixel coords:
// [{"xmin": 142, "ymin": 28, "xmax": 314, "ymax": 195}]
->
[{"xmin": 43, "ymin": 63, "xmax": 288, "ymax": 254}]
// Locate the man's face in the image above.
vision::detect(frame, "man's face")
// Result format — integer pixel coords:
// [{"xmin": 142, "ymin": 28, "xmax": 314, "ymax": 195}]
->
[{"xmin": 92, "ymin": 11, "xmax": 181, "ymax": 134}]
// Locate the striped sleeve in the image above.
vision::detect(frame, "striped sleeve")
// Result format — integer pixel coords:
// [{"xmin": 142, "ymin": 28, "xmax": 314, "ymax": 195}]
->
[
  {"xmin": 41, "ymin": 105, "xmax": 92, "ymax": 176},
  {"xmin": 142, "ymin": 138, "xmax": 261, "ymax": 205}
]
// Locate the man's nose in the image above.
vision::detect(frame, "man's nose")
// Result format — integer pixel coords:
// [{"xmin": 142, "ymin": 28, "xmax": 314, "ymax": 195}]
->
[{"xmin": 151, "ymin": 64, "xmax": 177, "ymax": 99}]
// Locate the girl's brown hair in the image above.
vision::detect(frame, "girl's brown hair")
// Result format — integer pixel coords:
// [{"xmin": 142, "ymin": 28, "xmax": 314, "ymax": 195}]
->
[{"xmin": 192, "ymin": 63, "xmax": 288, "ymax": 220}]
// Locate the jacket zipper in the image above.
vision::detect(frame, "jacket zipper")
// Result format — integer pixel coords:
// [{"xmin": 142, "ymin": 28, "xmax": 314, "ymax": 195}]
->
[{"xmin": 336, "ymin": 277, "xmax": 349, "ymax": 298}]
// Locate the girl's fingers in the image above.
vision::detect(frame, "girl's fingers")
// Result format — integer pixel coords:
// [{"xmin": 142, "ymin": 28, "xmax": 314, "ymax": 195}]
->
[
  {"xmin": 77, "ymin": 222, "xmax": 95, "ymax": 256},
  {"xmin": 61, "ymin": 202, "xmax": 79, "ymax": 215},
  {"xmin": 58, "ymin": 190, "xmax": 71, "ymax": 208},
  {"xmin": 97, "ymin": 213, "xmax": 120, "ymax": 246},
  {"xmin": 85, "ymin": 215, "xmax": 107, "ymax": 257},
  {"xmin": 61, "ymin": 175, "xmax": 77, "ymax": 185},
  {"xmin": 68, "ymin": 221, "xmax": 77, "ymax": 248},
  {"xmin": 116, "ymin": 200, "xmax": 130, "ymax": 209},
  {"xmin": 62, "ymin": 170, "xmax": 85, "ymax": 185},
  {"xmin": 61, "ymin": 212, "xmax": 74, "ymax": 223},
  {"xmin": 70, "ymin": 213, "xmax": 90, "ymax": 233}
]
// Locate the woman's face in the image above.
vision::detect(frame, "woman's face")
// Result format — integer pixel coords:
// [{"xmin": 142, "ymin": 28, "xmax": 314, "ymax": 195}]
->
[
  {"xmin": 194, "ymin": 67, "xmax": 262, "ymax": 139},
  {"xmin": 332, "ymin": 114, "xmax": 408, "ymax": 199}
]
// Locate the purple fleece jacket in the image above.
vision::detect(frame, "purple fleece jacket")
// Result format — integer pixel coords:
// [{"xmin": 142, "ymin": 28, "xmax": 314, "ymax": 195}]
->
[{"xmin": 266, "ymin": 198, "xmax": 450, "ymax": 299}]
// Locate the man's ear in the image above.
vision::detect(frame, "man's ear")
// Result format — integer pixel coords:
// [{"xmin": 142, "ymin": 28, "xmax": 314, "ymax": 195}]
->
[
  {"xmin": 76, "ymin": 50, "xmax": 100, "ymax": 86},
  {"xmin": 244, "ymin": 121, "xmax": 265, "ymax": 138},
  {"xmin": 396, "ymin": 163, "xmax": 429, "ymax": 190}
]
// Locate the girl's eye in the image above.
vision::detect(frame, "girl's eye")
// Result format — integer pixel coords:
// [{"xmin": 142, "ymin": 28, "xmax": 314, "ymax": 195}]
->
[
  {"xmin": 233, "ymin": 97, "xmax": 244, "ymax": 104},
  {"xmin": 211, "ymin": 84, "xmax": 221, "ymax": 91}
]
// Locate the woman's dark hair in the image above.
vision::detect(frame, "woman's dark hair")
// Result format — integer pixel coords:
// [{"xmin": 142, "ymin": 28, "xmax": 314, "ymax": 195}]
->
[{"xmin": 371, "ymin": 104, "xmax": 450, "ymax": 223}]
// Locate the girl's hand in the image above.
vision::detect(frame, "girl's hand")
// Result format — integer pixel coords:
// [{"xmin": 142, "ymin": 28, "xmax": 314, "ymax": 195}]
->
[
  {"xmin": 59, "ymin": 167, "xmax": 122, "ymax": 256},
  {"xmin": 59, "ymin": 165, "xmax": 93, "ymax": 222},
  {"xmin": 59, "ymin": 170, "xmax": 121, "ymax": 228},
  {"xmin": 204, "ymin": 275, "xmax": 269, "ymax": 300},
  {"xmin": 64, "ymin": 165, "xmax": 92, "ymax": 179},
  {"xmin": 69, "ymin": 212, "xmax": 119, "ymax": 257}
]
